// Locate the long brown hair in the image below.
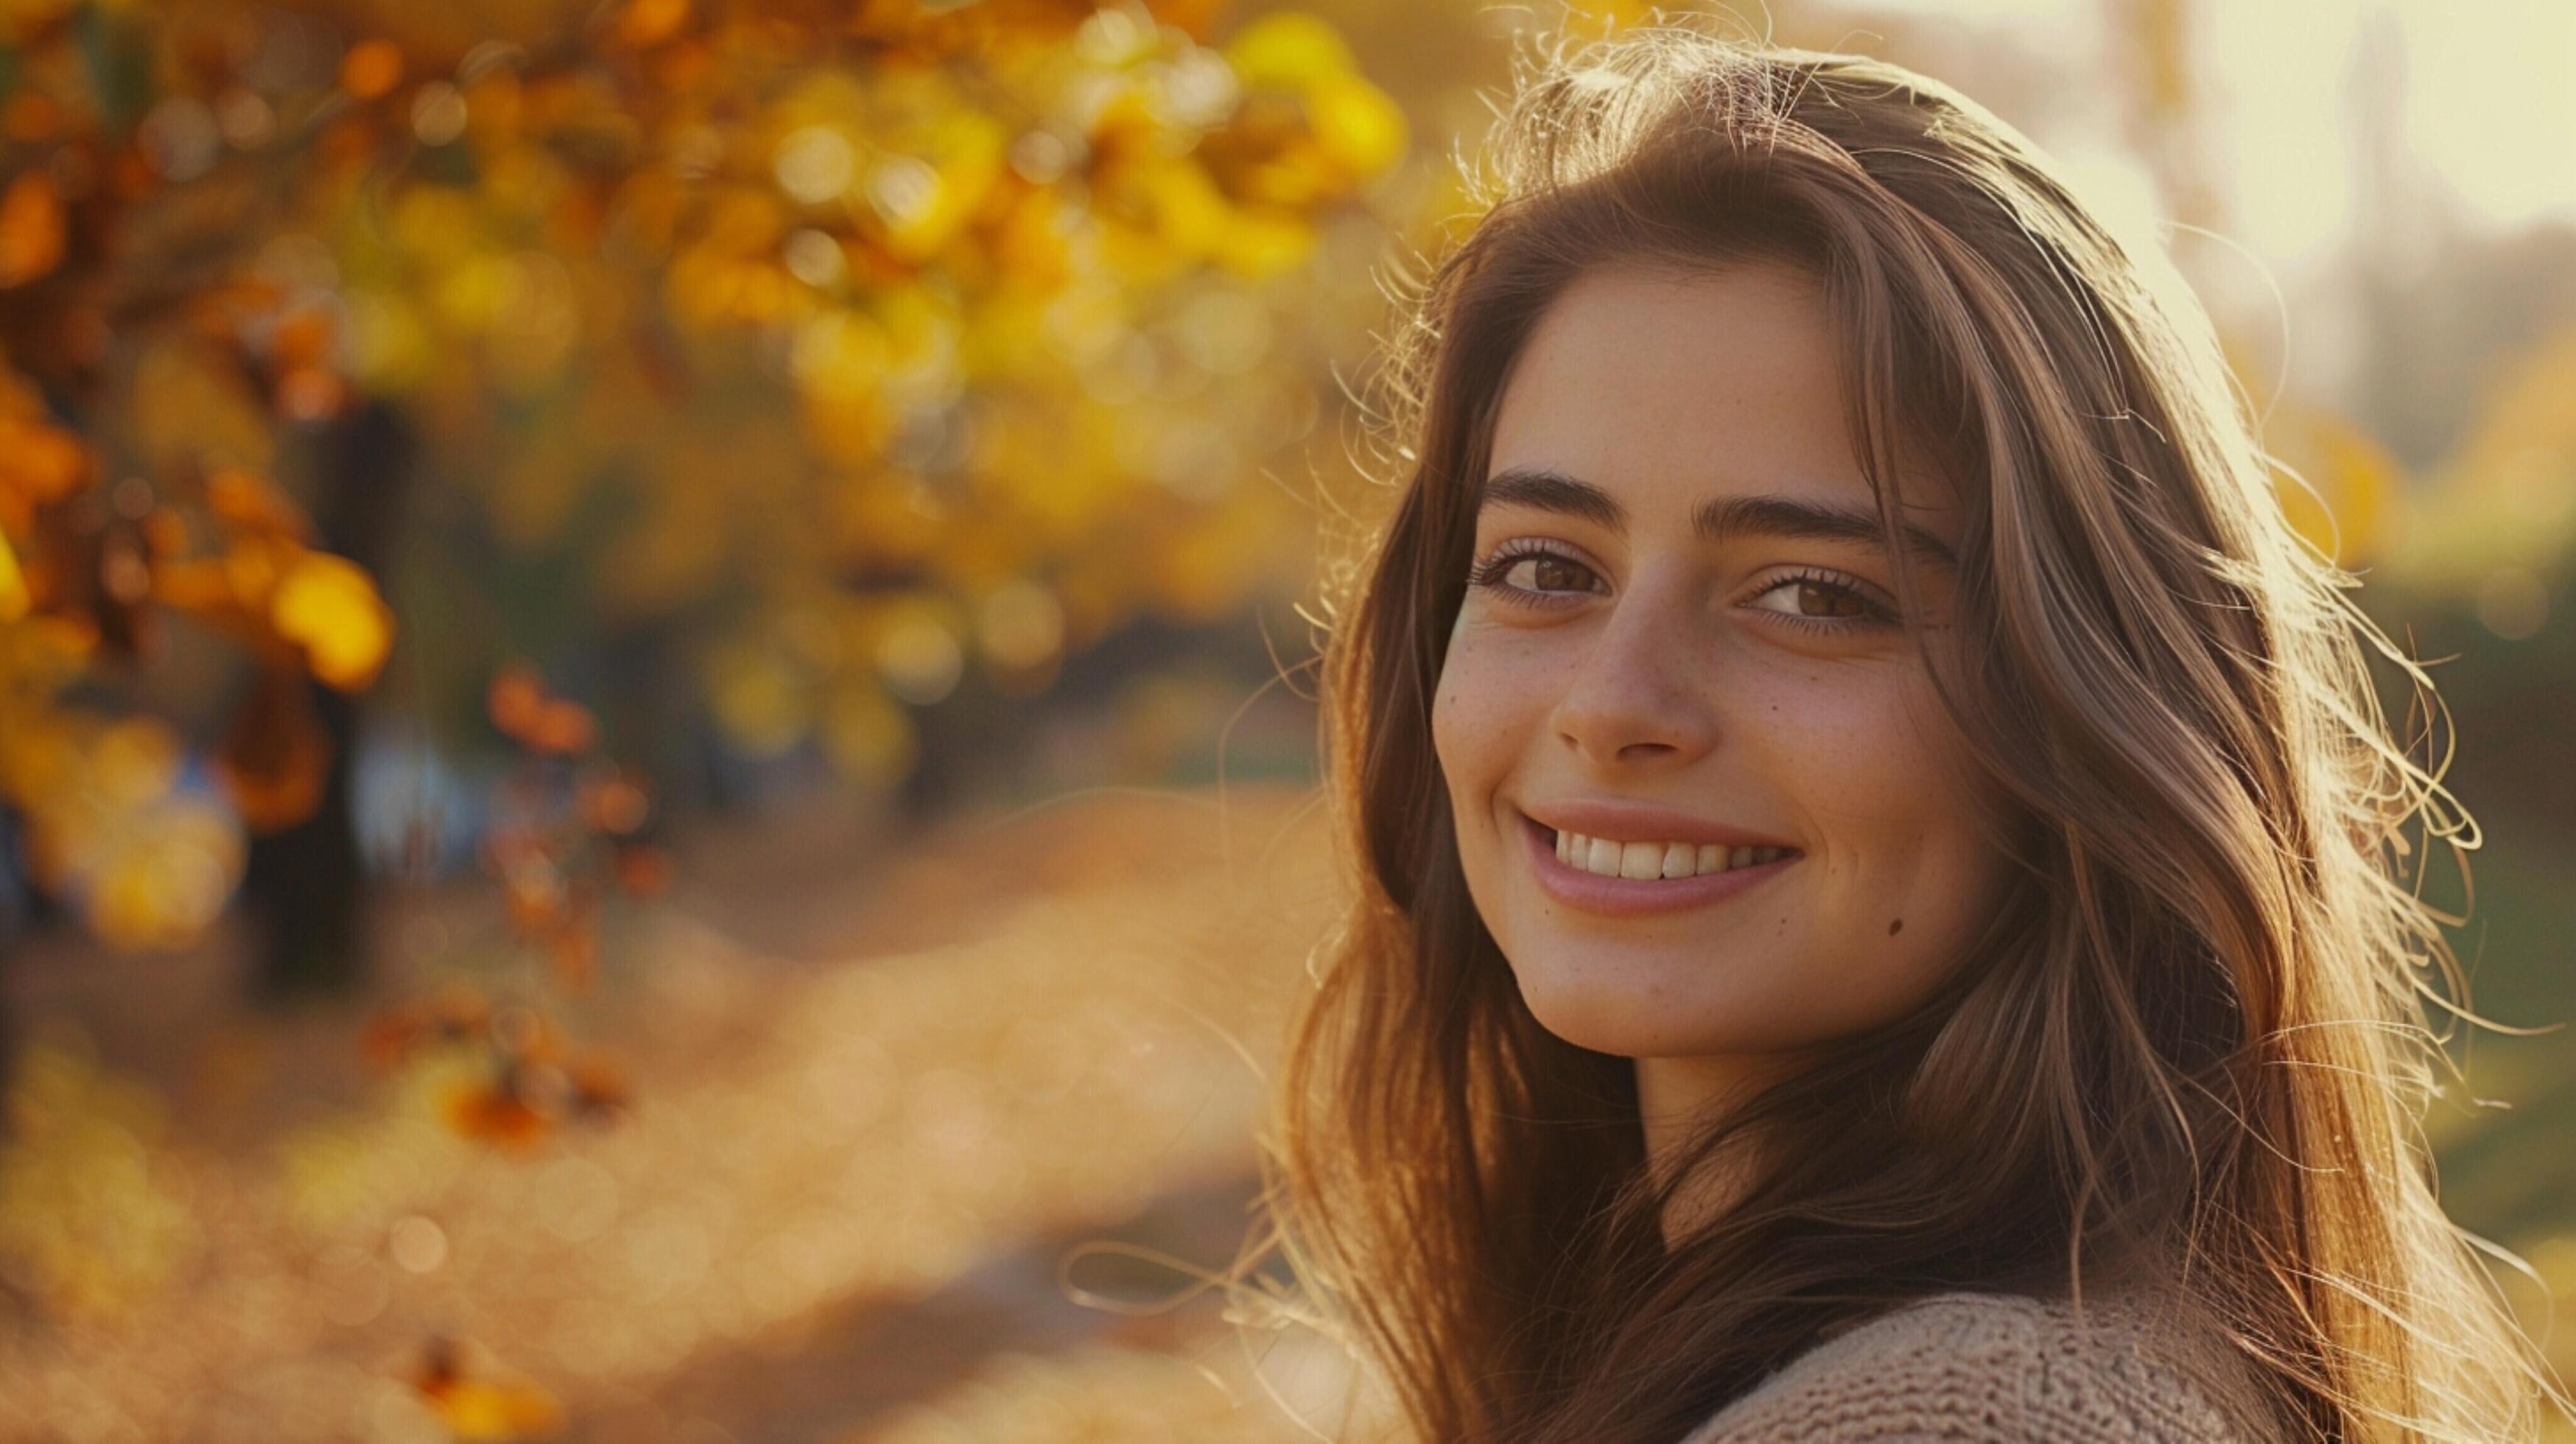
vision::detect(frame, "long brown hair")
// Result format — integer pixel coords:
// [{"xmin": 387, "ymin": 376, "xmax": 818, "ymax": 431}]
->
[{"xmin": 1258, "ymin": 23, "xmax": 2569, "ymax": 1444}]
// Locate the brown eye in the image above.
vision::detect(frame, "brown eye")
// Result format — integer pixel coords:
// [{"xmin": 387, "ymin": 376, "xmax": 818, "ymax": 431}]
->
[
  {"xmin": 1744, "ymin": 571, "xmax": 1893, "ymax": 629},
  {"xmin": 1795, "ymin": 580, "xmax": 1864, "ymax": 617},
  {"xmin": 1470, "ymin": 544, "xmax": 1604, "ymax": 603},
  {"xmin": 1525, "ymin": 555, "xmax": 1591, "ymax": 592}
]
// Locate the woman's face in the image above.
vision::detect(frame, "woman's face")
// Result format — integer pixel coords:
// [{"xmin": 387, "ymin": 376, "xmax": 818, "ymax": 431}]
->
[{"xmin": 1432, "ymin": 261, "xmax": 2015, "ymax": 1072}]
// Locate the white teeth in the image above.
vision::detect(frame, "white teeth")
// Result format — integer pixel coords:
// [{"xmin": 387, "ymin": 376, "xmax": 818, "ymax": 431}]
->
[
  {"xmin": 1585, "ymin": 835, "xmax": 1621, "ymax": 875},
  {"xmin": 1618, "ymin": 841, "xmax": 1663, "ymax": 880},
  {"xmin": 1549, "ymin": 829, "xmax": 1794, "ymax": 880}
]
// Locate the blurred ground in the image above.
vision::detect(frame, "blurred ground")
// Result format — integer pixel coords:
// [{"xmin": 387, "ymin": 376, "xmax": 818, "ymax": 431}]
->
[{"xmin": 0, "ymin": 780, "xmax": 1387, "ymax": 1443}]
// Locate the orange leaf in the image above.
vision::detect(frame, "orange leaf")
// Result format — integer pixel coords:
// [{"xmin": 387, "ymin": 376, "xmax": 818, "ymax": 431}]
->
[
  {"xmin": 611, "ymin": 0, "xmax": 692, "ymax": 48},
  {"xmin": 341, "ymin": 40, "xmax": 404, "ymax": 101},
  {"xmin": 152, "ymin": 556, "xmax": 270, "ymax": 648},
  {"xmin": 216, "ymin": 665, "xmax": 333, "ymax": 832},
  {"xmin": 276, "ymin": 365, "xmax": 348, "ymax": 422},
  {"xmin": 413, "ymin": 1339, "xmax": 564, "ymax": 1440},
  {"xmin": 425, "ymin": 1379, "xmax": 564, "ymax": 1440},
  {"xmin": 527, "ymin": 700, "xmax": 595, "ymax": 756},
  {"xmin": 487, "ymin": 665, "xmax": 547, "ymax": 740},
  {"xmin": 1145, "ymin": 0, "xmax": 1227, "ymax": 41},
  {"xmin": 0, "ymin": 172, "xmax": 66, "ymax": 289},
  {"xmin": 141, "ymin": 508, "xmax": 188, "ymax": 558},
  {"xmin": 271, "ymin": 308, "xmax": 336, "ymax": 368},
  {"xmin": 483, "ymin": 665, "xmax": 594, "ymax": 753},
  {"xmin": 204, "ymin": 466, "xmax": 313, "ymax": 541},
  {"xmin": 0, "ymin": 416, "xmax": 89, "ymax": 502},
  {"xmin": 443, "ymin": 1078, "xmax": 552, "ymax": 1152}
]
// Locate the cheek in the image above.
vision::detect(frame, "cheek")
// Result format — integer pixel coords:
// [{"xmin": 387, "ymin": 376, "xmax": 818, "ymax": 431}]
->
[
  {"xmin": 1776, "ymin": 667, "xmax": 1959, "ymax": 829},
  {"xmin": 1784, "ymin": 670, "xmax": 2006, "ymax": 944},
  {"xmin": 1431, "ymin": 622, "xmax": 1540, "ymax": 802}
]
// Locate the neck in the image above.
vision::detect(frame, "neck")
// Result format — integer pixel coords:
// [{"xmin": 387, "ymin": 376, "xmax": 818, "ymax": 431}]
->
[{"xmin": 1635, "ymin": 1051, "xmax": 1805, "ymax": 1247}]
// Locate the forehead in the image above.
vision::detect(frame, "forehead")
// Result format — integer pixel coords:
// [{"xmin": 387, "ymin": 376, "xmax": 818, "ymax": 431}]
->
[{"xmin": 1487, "ymin": 261, "xmax": 1961, "ymax": 542}]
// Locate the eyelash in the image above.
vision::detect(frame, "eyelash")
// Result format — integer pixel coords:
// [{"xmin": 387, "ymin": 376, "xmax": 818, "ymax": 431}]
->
[{"xmin": 1465, "ymin": 541, "xmax": 1896, "ymax": 632}]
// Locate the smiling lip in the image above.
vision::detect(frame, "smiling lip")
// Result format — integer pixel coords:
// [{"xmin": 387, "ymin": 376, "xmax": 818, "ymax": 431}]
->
[
  {"xmin": 1518, "ymin": 810, "xmax": 1800, "ymax": 918},
  {"xmin": 1520, "ymin": 799, "xmax": 1799, "ymax": 852}
]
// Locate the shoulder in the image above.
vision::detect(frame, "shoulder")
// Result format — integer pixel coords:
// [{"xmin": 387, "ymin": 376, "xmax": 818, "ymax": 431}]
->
[{"xmin": 1682, "ymin": 1289, "xmax": 2270, "ymax": 1443}]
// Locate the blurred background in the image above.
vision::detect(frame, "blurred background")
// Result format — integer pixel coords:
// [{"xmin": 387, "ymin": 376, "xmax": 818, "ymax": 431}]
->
[{"xmin": 0, "ymin": 0, "xmax": 2568, "ymax": 1439}]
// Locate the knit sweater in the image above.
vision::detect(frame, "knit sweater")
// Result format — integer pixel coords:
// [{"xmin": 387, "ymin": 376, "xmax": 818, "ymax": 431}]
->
[{"xmin": 1681, "ymin": 1289, "xmax": 2273, "ymax": 1442}]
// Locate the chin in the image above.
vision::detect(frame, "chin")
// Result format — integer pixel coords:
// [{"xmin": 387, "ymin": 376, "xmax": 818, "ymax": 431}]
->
[
  {"xmin": 1504, "ymin": 937, "xmax": 1839, "ymax": 1061},
  {"xmin": 1509, "ymin": 960, "xmax": 1711, "ymax": 1059}
]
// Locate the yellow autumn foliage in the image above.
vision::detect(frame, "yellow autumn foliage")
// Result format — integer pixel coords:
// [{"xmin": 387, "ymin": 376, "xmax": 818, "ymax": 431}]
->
[
  {"xmin": 0, "ymin": 0, "xmax": 1411, "ymax": 942},
  {"xmin": 0, "ymin": 530, "xmax": 28, "ymax": 621},
  {"xmin": 271, "ymin": 552, "xmax": 396, "ymax": 693}
]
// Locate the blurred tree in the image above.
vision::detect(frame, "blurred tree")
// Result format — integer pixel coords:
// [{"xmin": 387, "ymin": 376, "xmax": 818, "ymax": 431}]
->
[
  {"xmin": 240, "ymin": 396, "xmax": 418, "ymax": 998},
  {"xmin": 0, "ymin": 0, "xmax": 1407, "ymax": 998}
]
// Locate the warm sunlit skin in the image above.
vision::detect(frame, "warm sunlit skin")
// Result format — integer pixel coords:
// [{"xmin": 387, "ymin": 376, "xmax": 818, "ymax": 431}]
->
[{"xmin": 1431, "ymin": 262, "xmax": 2020, "ymax": 1205}]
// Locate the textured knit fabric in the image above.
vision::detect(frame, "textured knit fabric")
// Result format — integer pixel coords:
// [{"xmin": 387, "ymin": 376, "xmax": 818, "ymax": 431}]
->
[{"xmin": 1681, "ymin": 1289, "xmax": 2272, "ymax": 1442}]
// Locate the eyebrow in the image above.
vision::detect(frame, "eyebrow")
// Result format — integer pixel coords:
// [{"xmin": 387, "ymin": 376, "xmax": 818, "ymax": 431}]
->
[{"xmin": 1478, "ymin": 465, "xmax": 1958, "ymax": 567}]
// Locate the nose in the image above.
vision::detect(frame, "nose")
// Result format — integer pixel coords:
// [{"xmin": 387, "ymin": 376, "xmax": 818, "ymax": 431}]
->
[{"xmin": 1548, "ymin": 581, "xmax": 1719, "ymax": 770}]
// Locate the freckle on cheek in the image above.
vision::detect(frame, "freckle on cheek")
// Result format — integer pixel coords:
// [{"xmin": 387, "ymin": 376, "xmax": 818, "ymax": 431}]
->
[{"xmin": 1888, "ymin": 918, "xmax": 1903, "ymax": 936}]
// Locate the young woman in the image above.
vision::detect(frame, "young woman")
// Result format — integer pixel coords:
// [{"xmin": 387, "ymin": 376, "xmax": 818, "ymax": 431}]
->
[{"xmin": 1260, "ymin": 24, "xmax": 2569, "ymax": 1444}]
